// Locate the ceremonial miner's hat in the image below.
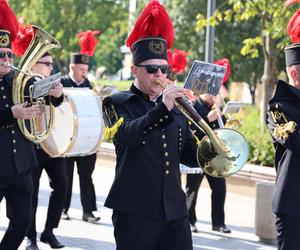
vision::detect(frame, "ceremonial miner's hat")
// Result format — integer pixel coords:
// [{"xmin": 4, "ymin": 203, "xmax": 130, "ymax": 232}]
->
[
  {"xmin": 214, "ymin": 58, "xmax": 231, "ymax": 84},
  {"xmin": 285, "ymin": 4, "xmax": 300, "ymax": 67},
  {"xmin": 126, "ymin": 0, "xmax": 174, "ymax": 65},
  {"xmin": 70, "ymin": 30, "xmax": 100, "ymax": 65},
  {"xmin": 0, "ymin": 0, "xmax": 19, "ymax": 49}
]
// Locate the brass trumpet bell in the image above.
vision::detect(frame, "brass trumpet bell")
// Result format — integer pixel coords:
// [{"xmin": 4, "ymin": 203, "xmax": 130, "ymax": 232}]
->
[{"xmin": 197, "ymin": 128, "xmax": 249, "ymax": 177}]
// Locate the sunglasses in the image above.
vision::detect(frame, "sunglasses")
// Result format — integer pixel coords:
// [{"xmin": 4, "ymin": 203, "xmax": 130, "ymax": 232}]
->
[
  {"xmin": 0, "ymin": 51, "xmax": 13, "ymax": 59},
  {"xmin": 137, "ymin": 64, "xmax": 169, "ymax": 74},
  {"xmin": 37, "ymin": 61, "xmax": 53, "ymax": 67}
]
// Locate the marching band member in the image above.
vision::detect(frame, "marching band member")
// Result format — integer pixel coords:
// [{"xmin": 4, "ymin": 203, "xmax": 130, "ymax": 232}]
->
[
  {"xmin": 61, "ymin": 30, "xmax": 101, "ymax": 224},
  {"xmin": 102, "ymin": 1, "xmax": 199, "ymax": 249},
  {"xmin": 266, "ymin": 4, "xmax": 300, "ymax": 249},
  {"xmin": 12, "ymin": 19, "xmax": 66, "ymax": 250},
  {"xmin": 185, "ymin": 58, "xmax": 231, "ymax": 234},
  {"xmin": 0, "ymin": 2, "xmax": 39, "ymax": 249}
]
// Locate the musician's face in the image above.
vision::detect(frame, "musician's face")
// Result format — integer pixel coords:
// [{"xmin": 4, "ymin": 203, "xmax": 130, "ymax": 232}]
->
[
  {"xmin": 32, "ymin": 55, "xmax": 53, "ymax": 77},
  {"xmin": 131, "ymin": 59, "xmax": 168, "ymax": 100},
  {"xmin": 0, "ymin": 48, "xmax": 13, "ymax": 77},
  {"xmin": 70, "ymin": 63, "xmax": 88, "ymax": 83}
]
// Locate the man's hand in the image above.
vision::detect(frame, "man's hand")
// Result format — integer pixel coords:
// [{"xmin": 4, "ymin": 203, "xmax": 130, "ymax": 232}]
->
[
  {"xmin": 207, "ymin": 109, "xmax": 219, "ymax": 122},
  {"xmin": 11, "ymin": 102, "xmax": 42, "ymax": 119},
  {"xmin": 162, "ymin": 84, "xmax": 184, "ymax": 111},
  {"xmin": 48, "ymin": 83, "xmax": 63, "ymax": 98}
]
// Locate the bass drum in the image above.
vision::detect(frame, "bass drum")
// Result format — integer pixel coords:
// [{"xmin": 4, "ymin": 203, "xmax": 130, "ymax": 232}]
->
[{"xmin": 40, "ymin": 87, "xmax": 103, "ymax": 157}]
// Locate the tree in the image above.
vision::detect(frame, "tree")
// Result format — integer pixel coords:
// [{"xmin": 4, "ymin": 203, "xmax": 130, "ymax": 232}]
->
[
  {"xmin": 10, "ymin": 0, "xmax": 129, "ymax": 74},
  {"xmin": 195, "ymin": 1, "xmax": 297, "ymax": 124}
]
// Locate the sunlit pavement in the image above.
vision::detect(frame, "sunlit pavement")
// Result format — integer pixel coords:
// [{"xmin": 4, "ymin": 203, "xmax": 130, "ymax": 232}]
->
[{"xmin": 0, "ymin": 156, "xmax": 276, "ymax": 250}]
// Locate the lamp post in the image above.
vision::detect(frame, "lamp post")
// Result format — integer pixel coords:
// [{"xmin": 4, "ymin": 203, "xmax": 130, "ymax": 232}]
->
[{"xmin": 205, "ymin": 0, "xmax": 216, "ymax": 63}]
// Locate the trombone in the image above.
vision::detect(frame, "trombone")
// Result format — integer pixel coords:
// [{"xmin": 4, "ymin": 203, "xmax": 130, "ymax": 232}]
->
[{"xmin": 155, "ymin": 79, "xmax": 249, "ymax": 178}]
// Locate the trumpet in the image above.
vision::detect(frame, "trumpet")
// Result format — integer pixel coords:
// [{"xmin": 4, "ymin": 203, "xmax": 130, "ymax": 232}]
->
[{"xmin": 155, "ymin": 79, "xmax": 249, "ymax": 178}]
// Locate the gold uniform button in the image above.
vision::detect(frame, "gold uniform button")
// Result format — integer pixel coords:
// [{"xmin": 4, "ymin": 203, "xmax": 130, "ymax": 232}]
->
[
  {"xmin": 13, "ymin": 149, "xmax": 17, "ymax": 153},
  {"xmin": 162, "ymin": 135, "xmax": 166, "ymax": 139},
  {"xmin": 1, "ymin": 86, "xmax": 4, "ymax": 90},
  {"xmin": 159, "ymin": 119, "xmax": 163, "ymax": 122},
  {"xmin": 179, "ymin": 128, "xmax": 182, "ymax": 131},
  {"xmin": 2, "ymin": 95, "xmax": 6, "ymax": 99},
  {"xmin": 142, "ymin": 141, "xmax": 146, "ymax": 145},
  {"xmin": 165, "ymin": 170, "xmax": 170, "ymax": 175},
  {"xmin": 166, "ymin": 161, "xmax": 170, "ymax": 166},
  {"xmin": 5, "ymin": 104, "xmax": 9, "ymax": 108},
  {"xmin": 11, "ymin": 130, "xmax": 15, "ymax": 134},
  {"xmin": 163, "ymin": 143, "xmax": 167, "ymax": 148},
  {"xmin": 165, "ymin": 115, "xmax": 168, "ymax": 119},
  {"xmin": 13, "ymin": 139, "xmax": 16, "ymax": 143},
  {"xmin": 164, "ymin": 152, "xmax": 169, "ymax": 157}
]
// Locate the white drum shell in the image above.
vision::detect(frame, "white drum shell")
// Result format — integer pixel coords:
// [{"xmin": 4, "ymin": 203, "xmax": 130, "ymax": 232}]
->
[{"xmin": 40, "ymin": 88, "xmax": 103, "ymax": 157}]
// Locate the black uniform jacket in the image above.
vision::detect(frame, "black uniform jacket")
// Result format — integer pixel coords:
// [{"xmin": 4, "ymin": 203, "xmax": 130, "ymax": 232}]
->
[
  {"xmin": 60, "ymin": 75, "xmax": 93, "ymax": 89},
  {"xmin": 103, "ymin": 84, "xmax": 198, "ymax": 221},
  {"xmin": 266, "ymin": 80, "xmax": 300, "ymax": 216},
  {"xmin": 0, "ymin": 72, "xmax": 38, "ymax": 177}
]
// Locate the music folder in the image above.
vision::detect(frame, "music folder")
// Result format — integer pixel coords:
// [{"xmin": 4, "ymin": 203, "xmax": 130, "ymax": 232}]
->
[
  {"xmin": 183, "ymin": 60, "xmax": 227, "ymax": 97},
  {"xmin": 32, "ymin": 72, "xmax": 61, "ymax": 99}
]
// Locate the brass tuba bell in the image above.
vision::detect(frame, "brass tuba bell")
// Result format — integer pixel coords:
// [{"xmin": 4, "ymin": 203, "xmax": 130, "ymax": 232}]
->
[{"xmin": 12, "ymin": 25, "xmax": 61, "ymax": 143}]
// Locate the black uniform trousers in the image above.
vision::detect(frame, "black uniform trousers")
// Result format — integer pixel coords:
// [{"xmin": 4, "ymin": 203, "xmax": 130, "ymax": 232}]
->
[
  {"xmin": 186, "ymin": 172, "xmax": 226, "ymax": 226},
  {"xmin": 27, "ymin": 149, "xmax": 67, "ymax": 239},
  {"xmin": 275, "ymin": 213, "xmax": 300, "ymax": 250},
  {"xmin": 64, "ymin": 153, "xmax": 97, "ymax": 213},
  {"xmin": 0, "ymin": 172, "xmax": 33, "ymax": 250},
  {"xmin": 112, "ymin": 211, "xmax": 193, "ymax": 250}
]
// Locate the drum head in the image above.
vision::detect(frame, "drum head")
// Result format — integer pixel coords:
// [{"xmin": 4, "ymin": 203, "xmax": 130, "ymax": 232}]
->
[{"xmin": 40, "ymin": 97, "xmax": 75, "ymax": 157}]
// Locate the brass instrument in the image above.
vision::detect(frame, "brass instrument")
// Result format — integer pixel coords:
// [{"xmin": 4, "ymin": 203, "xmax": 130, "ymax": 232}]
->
[
  {"xmin": 12, "ymin": 25, "xmax": 61, "ymax": 143},
  {"xmin": 155, "ymin": 80, "xmax": 249, "ymax": 178}
]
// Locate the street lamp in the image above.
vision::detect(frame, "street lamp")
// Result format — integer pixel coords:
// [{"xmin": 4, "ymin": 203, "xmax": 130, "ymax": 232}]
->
[{"xmin": 205, "ymin": 0, "xmax": 216, "ymax": 63}]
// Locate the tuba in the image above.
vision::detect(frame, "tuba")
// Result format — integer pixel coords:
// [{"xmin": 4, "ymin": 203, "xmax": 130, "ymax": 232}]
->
[
  {"xmin": 12, "ymin": 25, "xmax": 61, "ymax": 143},
  {"xmin": 155, "ymin": 80, "xmax": 249, "ymax": 178}
]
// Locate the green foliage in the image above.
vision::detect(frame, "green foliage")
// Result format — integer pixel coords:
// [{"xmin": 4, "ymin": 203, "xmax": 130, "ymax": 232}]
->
[
  {"xmin": 10, "ymin": 0, "xmax": 129, "ymax": 74},
  {"xmin": 236, "ymin": 105, "xmax": 275, "ymax": 167}
]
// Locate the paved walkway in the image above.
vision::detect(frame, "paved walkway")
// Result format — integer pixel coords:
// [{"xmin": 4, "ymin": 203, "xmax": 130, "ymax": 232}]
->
[{"xmin": 0, "ymin": 156, "xmax": 277, "ymax": 250}]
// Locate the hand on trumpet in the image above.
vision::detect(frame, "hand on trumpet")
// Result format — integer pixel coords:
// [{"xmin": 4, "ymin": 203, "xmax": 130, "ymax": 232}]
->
[
  {"xmin": 48, "ymin": 82, "xmax": 63, "ymax": 98},
  {"xmin": 11, "ymin": 102, "xmax": 42, "ymax": 119},
  {"xmin": 162, "ymin": 83, "xmax": 185, "ymax": 111}
]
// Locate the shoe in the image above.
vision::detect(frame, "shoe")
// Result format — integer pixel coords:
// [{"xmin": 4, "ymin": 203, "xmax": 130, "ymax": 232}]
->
[
  {"xmin": 190, "ymin": 223, "xmax": 199, "ymax": 233},
  {"xmin": 61, "ymin": 211, "xmax": 70, "ymax": 220},
  {"xmin": 26, "ymin": 238, "xmax": 39, "ymax": 250},
  {"xmin": 212, "ymin": 224, "xmax": 231, "ymax": 234},
  {"xmin": 82, "ymin": 212, "xmax": 101, "ymax": 224},
  {"xmin": 40, "ymin": 232, "xmax": 65, "ymax": 249}
]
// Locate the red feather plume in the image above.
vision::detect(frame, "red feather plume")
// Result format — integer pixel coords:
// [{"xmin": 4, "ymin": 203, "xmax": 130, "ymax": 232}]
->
[
  {"xmin": 77, "ymin": 30, "xmax": 101, "ymax": 56},
  {"xmin": 287, "ymin": 9, "xmax": 300, "ymax": 43},
  {"xmin": 214, "ymin": 58, "xmax": 231, "ymax": 84},
  {"xmin": 167, "ymin": 49, "xmax": 189, "ymax": 74},
  {"xmin": 12, "ymin": 17, "xmax": 34, "ymax": 57},
  {"xmin": 285, "ymin": 0, "xmax": 300, "ymax": 6},
  {"xmin": 0, "ymin": 0, "xmax": 19, "ymax": 41},
  {"xmin": 126, "ymin": 0, "xmax": 174, "ymax": 49}
]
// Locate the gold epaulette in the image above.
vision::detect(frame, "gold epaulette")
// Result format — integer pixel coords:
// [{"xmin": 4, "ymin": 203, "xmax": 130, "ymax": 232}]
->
[{"xmin": 103, "ymin": 117, "xmax": 124, "ymax": 141}]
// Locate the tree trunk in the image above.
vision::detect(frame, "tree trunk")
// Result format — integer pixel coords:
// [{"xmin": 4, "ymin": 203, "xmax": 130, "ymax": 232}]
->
[{"xmin": 260, "ymin": 34, "xmax": 277, "ymax": 127}]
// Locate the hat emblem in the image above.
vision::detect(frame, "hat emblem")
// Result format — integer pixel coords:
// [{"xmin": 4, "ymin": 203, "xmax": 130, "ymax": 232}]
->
[
  {"xmin": 149, "ymin": 40, "xmax": 165, "ymax": 55},
  {"xmin": 0, "ymin": 34, "xmax": 9, "ymax": 48},
  {"xmin": 81, "ymin": 55, "xmax": 89, "ymax": 64}
]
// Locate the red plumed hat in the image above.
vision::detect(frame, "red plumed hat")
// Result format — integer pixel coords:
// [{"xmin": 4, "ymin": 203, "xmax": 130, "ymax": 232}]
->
[
  {"xmin": 77, "ymin": 30, "xmax": 100, "ymax": 57},
  {"xmin": 285, "ymin": 0, "xmax": 300, "ymax": 6},
  {"xmin": 214, "ymin": 58, "xmax": 231, "ymax": 84},
  {"xmin": 0, "ymin": 0, "xmax": 19, "ymax": 48},
  {"xmin": 167, "ymin": 49, "xmax": 189, "ymax": 74},
  {"xmin": 126, "ymin": 0, "xmax": 174, "ymax": 65},
  {"xmin": 12, "ymin": 17, "xmax": 34, "ymax": 57}
]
